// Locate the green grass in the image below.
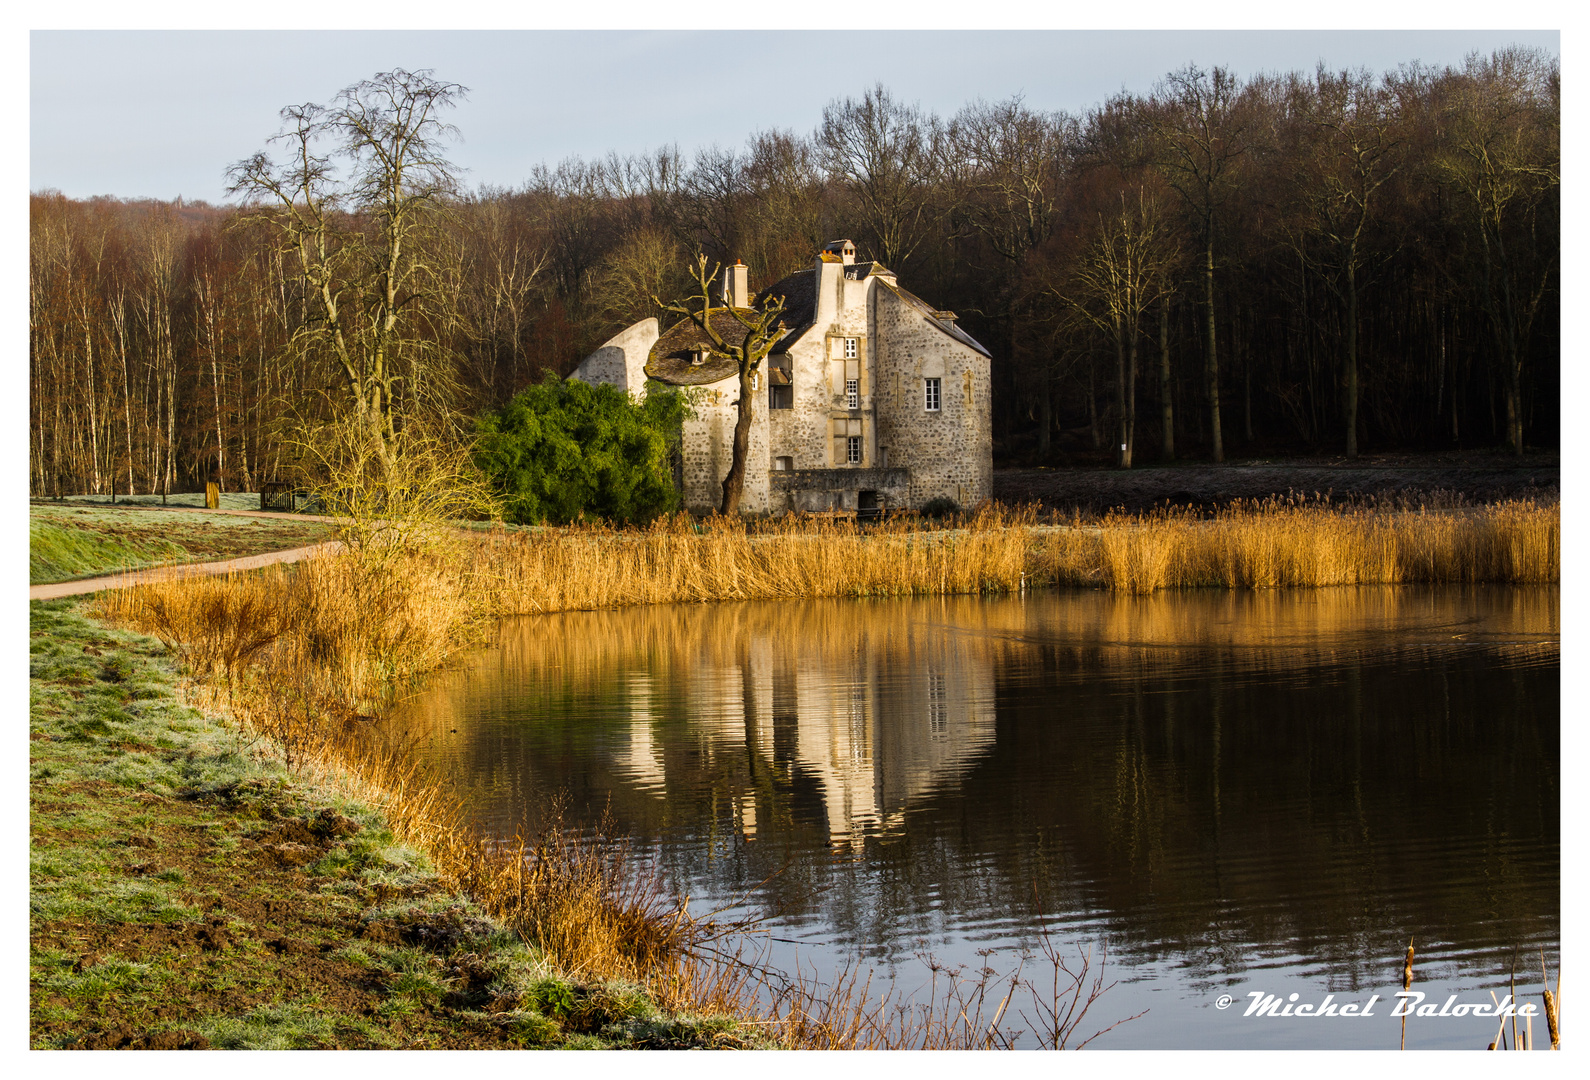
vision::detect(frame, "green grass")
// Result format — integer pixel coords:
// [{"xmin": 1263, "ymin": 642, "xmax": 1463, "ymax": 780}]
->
[
  {"xmin": 30, "ymin": 504, "xmax": 336, "ymax": 586},
  {"xmin": 30, "ymin": 519, "xmax": 188, "ymax": 585},
  {"xmin": 196, "ymin": 1003, "xmax": 346, "ymax": 1049}
]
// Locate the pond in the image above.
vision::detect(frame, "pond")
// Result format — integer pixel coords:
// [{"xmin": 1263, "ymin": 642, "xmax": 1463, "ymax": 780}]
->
[{"xmin": 392, "ymin": 585, "xmax": 1559, "ymax": 1049}]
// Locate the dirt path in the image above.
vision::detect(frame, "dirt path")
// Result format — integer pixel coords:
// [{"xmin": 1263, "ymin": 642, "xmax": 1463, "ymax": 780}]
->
[{"xmin": 29, "ymin": 541, "xmax": 343, "ymax": 601}]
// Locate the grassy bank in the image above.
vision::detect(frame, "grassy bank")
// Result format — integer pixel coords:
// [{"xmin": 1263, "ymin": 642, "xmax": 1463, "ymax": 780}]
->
[
  {"xmin": 28, "ymin": 598, "xmax": 769, "ymax": 1049},
  {"xmin": 31, "ymin": 504, "xmax": 334, "ymax": 585}
]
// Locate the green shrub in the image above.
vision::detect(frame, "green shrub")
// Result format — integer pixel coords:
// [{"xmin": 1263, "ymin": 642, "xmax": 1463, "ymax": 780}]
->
[{"xmin": 474, "ymin": 376, "xmax": 689, "ymax": 525}]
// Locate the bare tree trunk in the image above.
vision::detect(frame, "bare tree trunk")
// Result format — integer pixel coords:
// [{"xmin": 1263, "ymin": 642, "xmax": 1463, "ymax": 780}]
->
[
  {"xmin": 1123, "ymin": 322, "xmax": 1138, "ymax": 468},
  {"xmin": 1114, "ymin": 314, "xmax": 1139, "ymax": 469},
  {"xmin": 1088, "ymin": 363, "xmax": 1100, "ymax": 450},
  {"xmin": 1204, "ymin": 240, "xmax": 1223, "ymax": 462},
  {"xmin": 1037, "ymin": 369, "xmax": 1052, "ymax": 458},
  {"xmin": 1506, "ymin": 358, "xmax": 1523, "ymax": 454},
  {"xmin": 1345, "ymin": 262, "xmax": 1359, "ymax": 458},
  {"xmin": 720, "ymin": 368, "xmax": 754, "ymax": 515},
  {"xmin": 1159, "ymin": 296, "xmax": 1175, "ymax": 460},
  {"xmin": 84, "ymin": 321, "xmax": 101, "ymax": 496}
]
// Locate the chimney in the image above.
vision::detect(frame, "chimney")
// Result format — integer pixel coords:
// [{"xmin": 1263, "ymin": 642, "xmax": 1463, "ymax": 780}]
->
[
  {"xmin": 723, "ymin": 260, "xmax": 750, "ymax": 308},
  {"xmin": 823, "ymin": 239, "xmax": 857, "ymax": 265}
]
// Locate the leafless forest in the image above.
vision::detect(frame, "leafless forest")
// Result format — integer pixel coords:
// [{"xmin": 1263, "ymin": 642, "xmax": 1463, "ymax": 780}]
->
[{"xmin": 29, "ymin": 48, "xmax": 1557, "ymax": 497}]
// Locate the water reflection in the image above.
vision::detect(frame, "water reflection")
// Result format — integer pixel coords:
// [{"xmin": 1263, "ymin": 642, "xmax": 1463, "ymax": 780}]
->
[{"xmin": 391, "ymin": 585, "xmax": 1558, "ymax": 1049}]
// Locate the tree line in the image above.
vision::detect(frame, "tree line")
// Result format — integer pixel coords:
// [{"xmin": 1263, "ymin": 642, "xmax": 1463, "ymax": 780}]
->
[{"xmin": 30, "ymin": 48, "xmax": 1557, "ymax": 497}]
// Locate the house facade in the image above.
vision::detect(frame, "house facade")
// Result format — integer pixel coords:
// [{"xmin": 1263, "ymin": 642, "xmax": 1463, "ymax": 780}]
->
[{"xmin": 571, "ymin": 240, "xmax": 993, "ymax": 515}]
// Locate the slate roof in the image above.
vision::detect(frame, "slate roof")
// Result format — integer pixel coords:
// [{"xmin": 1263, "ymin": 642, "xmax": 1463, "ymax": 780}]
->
[
  {"xmin": 878, "ymin": 281, "xmax": 993, "ymax": 358},
  {"xmin": 756, "ymin": 270, "xmax": 817, "ymax": 354},
  {"xmin": 753, "ymin": 262, "xmax": 990, "ymax": 359}
]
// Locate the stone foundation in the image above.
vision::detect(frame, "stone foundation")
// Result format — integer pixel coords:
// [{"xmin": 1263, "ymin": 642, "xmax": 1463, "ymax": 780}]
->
[{"xmin": 770, "ymin": 467, "xmax": 910, "ymax": 513}]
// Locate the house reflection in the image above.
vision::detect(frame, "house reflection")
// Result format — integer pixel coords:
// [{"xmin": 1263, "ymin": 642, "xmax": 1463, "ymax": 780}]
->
[{"xmin": 608, "ymin": 606, "xmax": 999, "ymax": 845}]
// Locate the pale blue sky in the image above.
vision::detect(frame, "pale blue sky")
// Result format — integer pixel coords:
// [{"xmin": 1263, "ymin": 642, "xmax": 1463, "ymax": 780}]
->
[{"xmin": 30, "ymin": 28, "xmax": 1560, "ymax": 205}]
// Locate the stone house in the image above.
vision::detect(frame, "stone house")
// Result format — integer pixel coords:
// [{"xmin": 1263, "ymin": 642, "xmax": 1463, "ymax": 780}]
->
[{"xmin": 571, "ymin": 239, "xmax": 992, "ymax": 515}]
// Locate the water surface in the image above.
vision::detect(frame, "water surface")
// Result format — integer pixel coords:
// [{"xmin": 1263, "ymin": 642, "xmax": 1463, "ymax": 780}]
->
[{"xmin": 393, "ymin": 586, "xmax": 1558, "ymax": 1049}]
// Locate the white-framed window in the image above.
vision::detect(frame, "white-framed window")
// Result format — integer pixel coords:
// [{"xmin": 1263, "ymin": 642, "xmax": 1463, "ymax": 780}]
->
[
  {"xmin": 774, "ymin": 456, "xmax": 793, "ymax": 471},
  {"xmin": 843, "ymin": 337, "xmax": 858, "ymax": 359},
  {"xmin": 925, "ymin": 377, "xmax": 941, "ymax": 412},
  {"xmin": 845, "ymin": 378, "xmax": 859, "ymax": 410},
  {"xmin": 846, "ymin": 436, "xmax": 862, "ymax": 464}
]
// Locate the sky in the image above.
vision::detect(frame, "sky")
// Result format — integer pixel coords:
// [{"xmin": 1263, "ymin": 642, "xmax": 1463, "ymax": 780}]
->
[{"xmin": 29, "ymin": 26, "xmax": 1561, "ymax": 206}]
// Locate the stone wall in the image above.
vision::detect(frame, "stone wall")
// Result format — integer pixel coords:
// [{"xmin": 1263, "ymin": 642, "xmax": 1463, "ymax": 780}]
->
[
  {"xmin": 871, "ymin": 285, "xmax": 993, "ymax": 509},
  {"xmin": 679, "ymin": 376, "xmax": 770, "ymax": 514},
  {"xmin": 770, "ymin": 467, "xmax": 910, "ymax": 512},
  {"xmin": 569, "ymin": 318, "xmax": 658, "ymax": 395}
]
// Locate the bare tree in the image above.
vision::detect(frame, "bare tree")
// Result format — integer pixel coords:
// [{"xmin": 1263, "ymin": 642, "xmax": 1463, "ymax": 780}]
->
[
  {"xmin": 946, "ymin": 97, "xmax": 1072, "ymax": 454},
  {"xmin": 590, "ymin": 224, "xmax": 687, "ymax": 330},
  {"xmin": 818, "ymin": 84, "xmax": 942, "ymax": 270},
  {"xmin": 946, "ymin": 96, "xmax": 1069, "ymax": 264},
  {"xmin": 1142, "ymin": 66, "xmax": 1253, "ymax": 462},
  {"xmin": 654, "ymin": 254, "xmax": 786, "ymax": 515},
  {"xmin": 227, "ymin": 68, "xmax": 468, "ymax": 463},
  {"xmin": 1286, "ymin": 67, "xmax": 1401, "ymax": 458},
  {"xmin": 1054, "ymin": 191, "xmax": 1179, "ymax": 468},
  {"xmin": 741, "ymin": 129, "xmax": 830, "ymax": 281},
  {"xmin": 450, "ymin": 189, "xmax": 550, "ymax": 404},
  {"xmin": 1428, "ymin": 48, "xmax": 1558, "ymax": 455}
]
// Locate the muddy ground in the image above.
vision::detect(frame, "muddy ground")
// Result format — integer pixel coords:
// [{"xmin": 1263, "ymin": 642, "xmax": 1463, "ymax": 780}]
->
[{"xmin": 993, "ymin": 449, "xmax": 1560, "ymax": 516}]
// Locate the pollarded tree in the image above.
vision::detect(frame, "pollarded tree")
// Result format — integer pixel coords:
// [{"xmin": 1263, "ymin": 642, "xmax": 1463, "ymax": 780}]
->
[
  {"xmin": 227, "ymin": 69, "xmax": 468, "ymax": 463},
  {"xmin": 654, "ymin": 254, "xmax": 786, "ymax": 515}
]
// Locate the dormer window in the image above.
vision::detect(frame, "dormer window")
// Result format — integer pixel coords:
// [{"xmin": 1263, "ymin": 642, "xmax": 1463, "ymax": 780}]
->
[{"xmin": 689, "ymin": 349, "xmax": 706, "ymax": 366}]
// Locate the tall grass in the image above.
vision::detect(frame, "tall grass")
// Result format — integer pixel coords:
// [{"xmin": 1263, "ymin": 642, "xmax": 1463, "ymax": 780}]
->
[
  {"xmin": 1032, "ymin": 497, "xmax": 1557, "ymax": 595},
  {"xmin": 473, "ymin": 506, "xmax": 1033, "ymax": 614},
  {"xmin": 89, "ymin": 494, "xmax": 1557, "ymax": 1045}
]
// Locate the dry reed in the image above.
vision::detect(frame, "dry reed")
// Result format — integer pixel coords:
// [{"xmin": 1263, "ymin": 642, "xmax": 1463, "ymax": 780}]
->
[{"xmin": 1031, "ymin": 497, "xmax": 1556, "ymax": 595}]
